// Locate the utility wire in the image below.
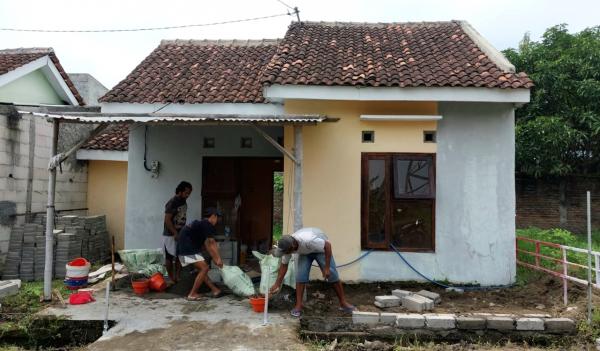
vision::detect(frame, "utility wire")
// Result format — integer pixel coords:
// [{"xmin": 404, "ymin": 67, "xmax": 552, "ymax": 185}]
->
[
  {"xmin": 0, "ymin": 13, "xmax": 290, "ymax": 33},
  {"xmin": 276, "ymin": 0, "xmax": 295, "ymax": 10}
]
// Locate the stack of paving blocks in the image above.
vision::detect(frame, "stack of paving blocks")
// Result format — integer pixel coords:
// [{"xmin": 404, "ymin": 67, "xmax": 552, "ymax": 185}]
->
[
  {"xmin": 374, "ymin": 289, "xmax": 441, "ymax": 313},
  {"xmin": 83, "ymin": 215, "xmax": 110, "ymax": 263},
  {"xmin": 2, "ymin": 226, "xmax": 23, "ymax": 279},
  {"xmin": 54, "ymin": 232, "xmax": 82, "ymax": 278}
]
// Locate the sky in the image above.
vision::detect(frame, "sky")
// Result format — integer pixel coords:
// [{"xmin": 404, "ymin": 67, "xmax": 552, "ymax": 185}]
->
[{"xmin": 1, "ymin": 0, "xmax": 599, "ymax": 89}]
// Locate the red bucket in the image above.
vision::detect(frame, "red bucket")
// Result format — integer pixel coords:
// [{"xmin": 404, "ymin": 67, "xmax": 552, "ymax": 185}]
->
[
  {"xmin": 149, "ymin": 272, "xmax": 167, "ymax": 292},
  {"xmin": 249, "ymin": 297, "xmax": 265, "ymax": 313},
  {"xmin": 131, "ymin": 279, "xmax": 150, "ymax": 295}
]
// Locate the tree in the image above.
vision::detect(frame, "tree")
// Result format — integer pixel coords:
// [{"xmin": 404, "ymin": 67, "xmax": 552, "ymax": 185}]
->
[{"xmin": 504, "ymin": 24, "xmax": 600, "ymax": 177}]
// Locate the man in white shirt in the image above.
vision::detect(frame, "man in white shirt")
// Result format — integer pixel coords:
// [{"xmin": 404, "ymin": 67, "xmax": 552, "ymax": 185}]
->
[{"xmin": 270, "ymin": 227, "xmax": 355, "ymax": 317}]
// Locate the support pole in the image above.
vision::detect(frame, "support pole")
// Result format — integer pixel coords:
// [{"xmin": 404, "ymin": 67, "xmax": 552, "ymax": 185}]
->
[
  {"xmin": 43, "ymin": 119, "xmax": 59, "ymax": 301},
  {"xmin": 587, "ymin": 191, "xmax": 593, "ymax": 324}
]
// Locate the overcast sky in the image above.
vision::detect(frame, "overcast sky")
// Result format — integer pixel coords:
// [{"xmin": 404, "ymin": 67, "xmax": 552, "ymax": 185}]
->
[{"xmin": 1, "ymin": 0, "xmax": 599, "ymax": 89}]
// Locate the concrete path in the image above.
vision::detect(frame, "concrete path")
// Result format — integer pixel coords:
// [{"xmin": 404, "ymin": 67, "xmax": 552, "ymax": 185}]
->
[{"xmin": 41, "ymin": 286, "xmax": 305, "ymax": 351}]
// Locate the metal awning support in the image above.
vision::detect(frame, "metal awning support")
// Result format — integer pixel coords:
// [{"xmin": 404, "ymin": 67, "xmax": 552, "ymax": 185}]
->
[
  {"xmin": 43, "ymin": 121, "xmax": 109, "ymax": 301},
  {"xmin": 251, "ymin": 125, "xmax": 298, "ymax": 165}
]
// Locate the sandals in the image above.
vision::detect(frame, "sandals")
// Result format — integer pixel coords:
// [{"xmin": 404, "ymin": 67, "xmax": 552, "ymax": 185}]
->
[
  {"xmin": 338, "ymin": 305, "xmax": 356, "ymax": 313},
  {"xmin": 186, "ymin": 295, "xmax": 203, "ymax": 301},
  {"xmin": 290, "ymin": 308, "xmax": 302, "ymax": 317}
]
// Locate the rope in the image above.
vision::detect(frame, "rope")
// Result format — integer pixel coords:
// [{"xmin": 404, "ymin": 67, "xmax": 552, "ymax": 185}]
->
[{"xmin": 389, "ymin": 244, "xmax": 513, "ymax": 291}]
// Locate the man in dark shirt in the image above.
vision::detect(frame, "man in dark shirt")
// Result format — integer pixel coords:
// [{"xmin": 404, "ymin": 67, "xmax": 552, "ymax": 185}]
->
[
  {"xmin": 163, "ymin": 181, "xmax": 192, "ymax": 284},
  {"xmin": 177, "ymin": 207, "xmax": 224, "ymax": 300}
]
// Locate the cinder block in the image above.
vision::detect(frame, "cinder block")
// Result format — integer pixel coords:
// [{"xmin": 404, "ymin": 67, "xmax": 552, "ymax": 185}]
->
[
  {"xmin": 516, "ymin": 318, "xmax": 544, "ymax": 331},
  {"xmin": 401, "ymin": 294, "xmax": 433, "ymax": 312},
  {"xmin": 456, "ymin": 316, "xmax": 486, "ymax": 330},
  {"xmin": 487, "ymin": 316, "xmax": 515, "ymax": 330},
  {"xmin": 391, "ymin": 289, "xmax": 412, "ymax": 298},
  {"xmin": 379, "ymin": 312, "xmax": 399, "ymax": 324},
  {"xmin": 395, "ymin": 313, "xmax": 425, "ymax": 329},
  {"xmin": 352, "ymin": 311, "xmax": 380, "ymax": 325},
  {"xmin": 0, "ymin": 279, "xmax": 21, "ymax": 298},
  {"xmin": 425, "ymin": 314, "xmax": 456, "ymax": 330},
  {"xmin": 416, "ymin": 290, "xmax": 441, "ymax": 304},
  {"xmin": 544, "ymin": 318, "xmax": 575, "ymax": 333},
  {"xmin": 375, "ymin": 295, "xmax": 401, "ymax": 307}
]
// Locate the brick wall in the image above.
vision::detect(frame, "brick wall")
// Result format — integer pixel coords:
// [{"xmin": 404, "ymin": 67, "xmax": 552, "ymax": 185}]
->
[
  {"xmin": 516, "ymin": 175, "xmax": 600, "ymax": 233},
  {"xmin": 0, "ymin": 107, "xmax": 89, "ymax": 271}
]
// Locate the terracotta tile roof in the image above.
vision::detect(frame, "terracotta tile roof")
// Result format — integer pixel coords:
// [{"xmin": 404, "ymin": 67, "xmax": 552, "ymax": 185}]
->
[
  {"xmin": 262, "ymin": 21, "xmax": 533, "ymax": 89},
  {"xmin": 82, "ymin": 124, "xmax": 128, "ymax": 151},
  {"xmin": 0, "ymin": 48, "xmax": 85, "ymax": 105},
  {"xmin": 100, "ymin": 39, "xmax": 281, "ymax": 104}
]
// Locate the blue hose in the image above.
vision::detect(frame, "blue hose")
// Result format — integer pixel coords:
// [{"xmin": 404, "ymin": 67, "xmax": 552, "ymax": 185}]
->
[
  {"xmin": 312, "ymin": 249, "xmax": 373, "ymax": 268},
  {"xmin": 389, "ymin": 244, "xmax": 513, "ymax": 291}
]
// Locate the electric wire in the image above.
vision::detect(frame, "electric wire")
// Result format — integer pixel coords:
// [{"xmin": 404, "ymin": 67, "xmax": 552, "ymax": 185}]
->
[{"xmin": 0, "ymin": 13, "xmax": 291, "ymax": 33}]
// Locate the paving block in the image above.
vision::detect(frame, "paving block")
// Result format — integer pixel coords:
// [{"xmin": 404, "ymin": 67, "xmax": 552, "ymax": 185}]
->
[
  {"xmin": 416, "ymin": 290, "xmax": 441, "ymax": 304},
  {"xmin": 352, "ymin": 311, "xmax": 380, "ymax": 325},
  {"xmin": 375, "ymin": 295, "xmax": 401, "ymax": 307},
  {"xmin": 391, "ymin": 289, "xmax": 412, "ymax": 298},
  {"xmin": 0, "ymin": 279, "xmax": 21, "ymax": 298},
  {"xmin": 456, "ymin": 316, "xmax": 486, "ymax": 330},
  {"xmin": 487, "ymin": 316, "xmax": 515, "ymax": 330},
  {"xmin": 544, "ymin": 318, "xmax": 576, "ymax": 333},
  {"xmin": 401, "ymin": 294, "xmax": 433, "ymax": 312},
  {"xmin": 395, "ymin": 313, "xmax": 425, "ymax": 329},
  {"xmin": 425, "ymin": 314, "xmax": 456, "ymax": 330},
  {"xmin": 380, "ymin": 312, "xmax": 399, "ymax": 324},
  {"xmin": 515, "ymin": 317, "xmax": 544, "ymax": 331}
]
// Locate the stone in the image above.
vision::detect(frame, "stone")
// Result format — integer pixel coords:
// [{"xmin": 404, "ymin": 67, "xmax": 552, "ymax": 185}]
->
[
  {"xmin": 516, "ymin": 318, "xmax": 544, "ymax": 331},
  {"xmin": 535, "ymin": 304, "xmax": 545, "ymax": 310},
  {"xmin": 374, "ymin": 295, "xmax": 401, "ymax": 308},
  {"xmin": 395, "ymin": 313, "xmax": 425, "ymax": 329},
  {"xmin": 401, "ymin": 294, "xmax": 434, "ymax": 312},
  {"xmin": 445, "ymin": 287, "xmax": 464, "ymax": 293},
  {"xmin": 352, "ymin": 311, "xmax": 380, "ymax": 325},
  {"xmin": 486, "ymin": 316, "xmax": 515, "ymax": 330},
  {"xmin": 456, "ymin": 316, "xmax": 486, "ymax": 330},
  {"xmin": 545, "ymin": 318, "xmax": 576, "ymax": 333},
  {"xmin": 425, "ymin": 314, "xmax": 456, "ymax": 330},
  {"xmin": 523, "ymin": 313, "xmax": 551, "ymax": 318},
  {"xmin": 391, "ymin": 289, "xmax": 412, "ymax": 298},
  {"xmin": 416, "ymin": 290, "xmax": 441, "ymax": 304},
  {"xmin": 0, "ymin": 279, "xmax": 21, "ymax": 298},
  {"xmin": 379, "ymin": 312, "xmax": 399, "ymax": 324}
]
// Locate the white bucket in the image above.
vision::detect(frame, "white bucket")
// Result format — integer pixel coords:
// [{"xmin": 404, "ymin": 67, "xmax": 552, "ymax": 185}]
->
[{"xmin": 66, "ymin": 261, "xmax": 91, "ymax": 279}]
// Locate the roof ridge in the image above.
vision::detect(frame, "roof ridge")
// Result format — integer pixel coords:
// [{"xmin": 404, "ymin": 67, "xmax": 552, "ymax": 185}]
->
[
  {"xmin": 294, "ymin": 20, "xmax": 461, "ymax": 27},
  {"xmin": 160, "ymin": 39, "xmax": 282, "ymax": 47},
  {"xmin": 0, "ymin": 47, "xmax": 54, "ymax": 55}
]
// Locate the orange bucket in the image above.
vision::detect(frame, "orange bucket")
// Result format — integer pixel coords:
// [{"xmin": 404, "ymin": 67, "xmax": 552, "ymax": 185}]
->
[
  {"xmin": 249, "ymin": 297, "xmax": 265, "ymax": 313},
  {"xmin": 131, "ymin": 279, "xmax": 150, "ymax": 295},
  {"xmin": 149, "ymin": 272, "xmax": 167, "ymax": 292}
]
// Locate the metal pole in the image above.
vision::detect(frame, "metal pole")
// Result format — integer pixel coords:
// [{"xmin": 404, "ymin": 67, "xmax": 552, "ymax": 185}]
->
[
  {"xmin": 104, "ymin": 281, "xmax": 111, "ymax": 334},
  {"xmin": 263, "ymin": 266, "xmax": 270, "ymax": 325},
  {"xmin": 43, "ymin": 119, "xmax": 59, "ymax": 301},
  {"xmin": 587, "ymin": 191, "xmax": 593, "ymax": 324}
]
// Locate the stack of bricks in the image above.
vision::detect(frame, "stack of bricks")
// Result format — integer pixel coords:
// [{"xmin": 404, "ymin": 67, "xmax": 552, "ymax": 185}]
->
[{"xmin": 1, "ymin": 214, "xmax": 111, "ymax": 280}]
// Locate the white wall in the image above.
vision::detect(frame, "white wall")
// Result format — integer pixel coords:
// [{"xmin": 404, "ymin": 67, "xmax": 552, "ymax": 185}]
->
[
  {"xmin": 358, "ymin": 102, "xmax": 516, "ymax": 286},
  {"xmin": 124, "ymin": 124, "xmax": 283, "ymax": 250}
]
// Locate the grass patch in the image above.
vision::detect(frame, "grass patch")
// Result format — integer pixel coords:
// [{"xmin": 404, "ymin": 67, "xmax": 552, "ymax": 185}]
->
[
  {"xmin": 0, "ymin": 280, "xmax": 70, "ymax": 315},
  {"xmin": 273, "ymin": 221, "xmax": 283, "ymax": 243}
]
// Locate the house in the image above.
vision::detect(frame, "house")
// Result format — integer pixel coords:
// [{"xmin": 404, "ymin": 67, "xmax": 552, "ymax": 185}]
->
[
  {"xmin": 0, "ymin": 48, "xmax": 90, "ymax": 272},
  {"xmin": 73, "ymin": 21, "xmax": 532, "ymax": 285}
]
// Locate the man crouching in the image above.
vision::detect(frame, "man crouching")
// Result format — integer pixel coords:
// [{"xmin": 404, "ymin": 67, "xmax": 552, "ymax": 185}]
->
[{"xmin": 176, "ymin": 207, "xmax": 225, "ymax": 300}]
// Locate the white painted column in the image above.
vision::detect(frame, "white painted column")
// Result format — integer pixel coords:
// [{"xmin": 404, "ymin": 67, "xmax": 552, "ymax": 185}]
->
[{"xmin": 293, "ymin": 125, "xmax": 303, "ymax": 231}]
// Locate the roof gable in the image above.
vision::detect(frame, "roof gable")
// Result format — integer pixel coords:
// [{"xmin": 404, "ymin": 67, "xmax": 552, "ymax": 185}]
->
[
  {"xmin": 262, "ymin": 21, "xmax": 532, "ymax": 89},
  {"xmin": 100, "ymin": 39, "xmax": 280, "ymax": 104},
  {"xmin": 0, "ymin": 48, "xmax": 85, "ymax": 105}
]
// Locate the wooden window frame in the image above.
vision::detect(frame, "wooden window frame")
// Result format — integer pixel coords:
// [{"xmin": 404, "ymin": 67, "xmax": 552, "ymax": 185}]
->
[{"xmin": 361, "ymin": 153, "xmax": 436, "ymax": 252}]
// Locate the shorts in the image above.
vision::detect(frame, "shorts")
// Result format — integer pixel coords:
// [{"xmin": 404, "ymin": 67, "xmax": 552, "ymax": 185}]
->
[
  {"xmin": 163, "ymin": 236, "xmax": 177, "ymax": 260},
  {"xmin": 296, "ymin": 252, "xmax": 339, "ymax": 284},
  {"xmin": 179, "ymin": 253, "xmax": 205, "ymax": 267}
]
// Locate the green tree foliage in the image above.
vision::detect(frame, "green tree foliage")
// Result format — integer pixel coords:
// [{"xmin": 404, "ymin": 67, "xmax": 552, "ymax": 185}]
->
[{"xmin": 504, "ymin": 25, "xmax": 600, "ymax": 177}]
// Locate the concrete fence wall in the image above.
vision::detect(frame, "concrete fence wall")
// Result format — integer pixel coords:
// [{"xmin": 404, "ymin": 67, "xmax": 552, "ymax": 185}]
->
[{"xmin": 0, "ymin": 107, "xmax": 89, "ymax": 272}]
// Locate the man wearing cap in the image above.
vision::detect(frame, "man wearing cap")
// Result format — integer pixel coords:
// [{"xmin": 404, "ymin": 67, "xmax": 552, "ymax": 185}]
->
[
  {"xmin": 163, "ymin": 181, "xmax": 192, "ymax": 284},
  {"xmin": 176, "ymin": 207, "xmax": 225, "ymax": 300},
  {"xmin": 270, "ymin": 227, "xmax": 355, "ymax": 317}
]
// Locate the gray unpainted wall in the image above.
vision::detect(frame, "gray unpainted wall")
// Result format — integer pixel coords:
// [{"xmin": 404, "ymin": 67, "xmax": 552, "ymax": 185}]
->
[
  {"xmin": 359, "ymin": 102, "xmax": 516, "ymax": 285},
  {"xmin": 124, "ymin": 124, "xmax": 283, "ymax": 250}
]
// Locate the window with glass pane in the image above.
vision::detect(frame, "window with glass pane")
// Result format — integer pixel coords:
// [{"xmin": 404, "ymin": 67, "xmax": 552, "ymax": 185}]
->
[{"xmin": 361, "ymin": 153, "xmax": 435, "ymax": 252}]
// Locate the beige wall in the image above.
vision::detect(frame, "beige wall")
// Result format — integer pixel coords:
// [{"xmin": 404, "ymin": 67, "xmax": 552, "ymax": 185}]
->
[
  {"xmin": 87, "ymin": 160, "xmax": 128, "ymax": 250},
  {"xmin": 283, "ymin": 100, "xmax": 437, "ymax": 280}
]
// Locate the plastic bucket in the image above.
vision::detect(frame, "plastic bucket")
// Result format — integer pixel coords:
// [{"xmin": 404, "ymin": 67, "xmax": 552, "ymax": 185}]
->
[
  {"xmin": 149, "ymin": 272, "xmax": 167, "ymax": 292},
  {"xmin": 66, "ymin": 258, "xmax": 91, "ymax": 279},
  {"xmin": 132, "ymin": 279, "xmax": 150, "ymax": 295},
  {"xmin": 249, "ymin": 297, "xmax": 265, "ymax": 313}
]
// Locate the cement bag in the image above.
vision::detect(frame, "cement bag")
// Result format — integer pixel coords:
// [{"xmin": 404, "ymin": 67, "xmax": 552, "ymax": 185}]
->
[
  {"xmin": 220, "ymin": 265, "xmax": 255, "ymax": 297},
  {"xmin": 118, "ymin": 249, "xmax": 167, "ymax": 277},
  {"xmin": 252, "ymin": 251, "xmax": 296, "ymax": 294}
]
